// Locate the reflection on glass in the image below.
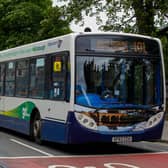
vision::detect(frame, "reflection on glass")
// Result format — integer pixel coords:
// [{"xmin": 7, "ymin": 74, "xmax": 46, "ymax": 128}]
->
[{"xmin": 75, "ymin": 56, "xmax": 162, "ymax": 109}]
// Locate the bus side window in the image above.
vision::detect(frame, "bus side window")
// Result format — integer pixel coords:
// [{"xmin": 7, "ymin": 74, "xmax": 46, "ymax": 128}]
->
[
  {"xmin": 0, "ymin": 64, "xmax": 5, "ymax": 95},
  {"xmin": 5, "ymin": 62, "xmax": 15, "ymax": 96},
  {"xmin": 29, "ymin": 58, "xmax": 45, "ymax": 98},
  {"xmin": 15, "ymin": 60, "xmax": 29, "ymax": 97},
  {"xmin": 50, "ymin": 53, "xmax": 70, "ymax": 101}
]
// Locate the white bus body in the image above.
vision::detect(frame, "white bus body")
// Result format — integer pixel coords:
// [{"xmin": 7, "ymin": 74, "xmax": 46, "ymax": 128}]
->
[{"xmin": 0, "ymin": 32, "xmax": 166, "ymax": 144}]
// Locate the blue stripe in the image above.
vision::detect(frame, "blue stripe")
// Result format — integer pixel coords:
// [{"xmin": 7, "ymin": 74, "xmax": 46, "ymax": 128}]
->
[
  {"xmin": 41, "ymin": 119, "xmax": 68, "ymax": 144},
  {"xmin": 0, "ymin": 114, "xmax": 30, "ymax": 135}
]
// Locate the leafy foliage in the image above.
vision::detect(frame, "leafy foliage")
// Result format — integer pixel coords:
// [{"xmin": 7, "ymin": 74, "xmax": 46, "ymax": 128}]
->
[
  {"xmin": 161, "ymin": 35, "xmax": 168, "ymax": 78},
  {"xmin": 38, "ymin": 6, "xmax": 71, "ymax": 40},
  {"xmin": 58, "ymin": 0, "xmax": 168, "ymax": 81},
  {"xmin": 0, "ymin": 0, "xmax": 71, "ymax": 50},
  {"xmin": 58, "ymin": 0, "xmax": 168, "ymax": 35}
]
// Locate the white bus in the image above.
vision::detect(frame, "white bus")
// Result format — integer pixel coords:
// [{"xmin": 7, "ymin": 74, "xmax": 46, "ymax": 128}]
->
[{"xmin": 0, "ymin": 32, "xmax": 166, "ymax": 144}]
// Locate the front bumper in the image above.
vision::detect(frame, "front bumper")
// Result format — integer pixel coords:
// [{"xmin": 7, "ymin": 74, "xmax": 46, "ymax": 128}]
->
[{"xmin": 67, "ymin": 112, "xmax": 165, "ymax": 144}]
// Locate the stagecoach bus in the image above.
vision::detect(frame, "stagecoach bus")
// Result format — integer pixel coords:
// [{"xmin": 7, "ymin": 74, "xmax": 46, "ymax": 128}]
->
[{"xmin": 0, "ymin": 32, "xmax": 166, "ymax": 144}]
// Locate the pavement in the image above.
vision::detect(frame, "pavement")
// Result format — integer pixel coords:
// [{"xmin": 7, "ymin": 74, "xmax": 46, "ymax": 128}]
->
[{"xmin": 161, "ymin": 120, "xmax": 168, "ymax": 141}]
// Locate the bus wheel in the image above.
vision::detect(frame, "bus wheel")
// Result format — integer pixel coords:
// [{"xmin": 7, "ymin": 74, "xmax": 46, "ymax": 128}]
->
[{"xmin": 32, "ymin": 113, "xmax": 42, "ymax": 144}]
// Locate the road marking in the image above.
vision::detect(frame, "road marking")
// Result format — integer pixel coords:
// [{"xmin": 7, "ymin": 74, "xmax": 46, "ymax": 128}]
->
[
  {"xmin": 10, "ymin": 139, "xmax": 54, "ymax": 156},
  {"xmin": 48, "ymin": 163, "xmax": 140, "ymax": 168},
  {"xmin": 104, "ymin": 163, "xmax": 140, "ymax": 168}
]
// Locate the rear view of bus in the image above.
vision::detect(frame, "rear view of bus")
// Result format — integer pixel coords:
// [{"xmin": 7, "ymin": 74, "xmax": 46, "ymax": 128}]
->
[{"xmin": 69, "ymin": 33, "xmax": 166, "ymax": 144}]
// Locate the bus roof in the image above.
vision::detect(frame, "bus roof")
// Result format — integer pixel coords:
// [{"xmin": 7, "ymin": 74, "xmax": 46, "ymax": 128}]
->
[{"xmin": 0, "ymin": 32, "xmax": 160, "ymax": 62}]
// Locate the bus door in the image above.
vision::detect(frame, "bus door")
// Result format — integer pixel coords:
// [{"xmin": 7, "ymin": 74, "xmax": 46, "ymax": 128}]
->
[
  {"xmin": 50, "ymin": 52, "xmax": 70, "ymax": 102},
  {"xmin": 46, "ymin": 52, "xmax": 70, "ymax": 121}
]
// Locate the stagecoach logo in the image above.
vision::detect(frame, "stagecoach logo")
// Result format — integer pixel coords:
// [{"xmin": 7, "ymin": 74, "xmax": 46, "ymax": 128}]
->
[
  {"xmin": 48, "ymin": 40, "xmax": 63, "ymax": 48},
  {"xmin": 22, "ymin": 107, "xmax": 30, "ymax": 119}
]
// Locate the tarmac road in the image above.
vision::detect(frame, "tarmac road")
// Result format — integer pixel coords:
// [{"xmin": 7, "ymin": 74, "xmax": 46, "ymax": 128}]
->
[
  {"xmin": 162, "ymin": 120, "xmax": 168, "ymax": 141},
  {"xmin": 0, "ymin": 122, "xmax": 168, "ymax": 168}
]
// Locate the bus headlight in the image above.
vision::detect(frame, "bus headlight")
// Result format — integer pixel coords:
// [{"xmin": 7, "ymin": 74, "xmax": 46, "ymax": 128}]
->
[
  {"xmin": 133, "ymin": 112, "xmax": 164, "ymax": 131},
  {"xmin": 75, "ymin": 112, "xmax": 98, "ymax": 131},
  {"xmin": 146, "ymin": 112, "xmax": 164, "ymax": 129}
]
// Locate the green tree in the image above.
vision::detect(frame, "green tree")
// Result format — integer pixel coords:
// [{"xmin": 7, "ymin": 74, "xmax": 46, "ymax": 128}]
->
[
  {"xmin": 58, "ymin": 0, "xmax": 168, "ymax": 78},
  {"xmin": 159, "ymin": 30, "xmax": 168, "ymax": 79},
  {"xmin": 58, "ymin": 0, "xmax": 168, "ymax": 35},
  {"xmin": 38, "ymin": 6, "xmax": 71, "ymax": 40},
  {"xmin": 0, "ymin": 1, "xmax": 44, "ymax": 48},
  {"xmin": 0, "ymin": 0, "xmax": 71, "ymax": 50}
]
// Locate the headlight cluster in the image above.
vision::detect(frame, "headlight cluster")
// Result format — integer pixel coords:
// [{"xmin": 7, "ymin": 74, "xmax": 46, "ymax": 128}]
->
[
  {"xmin": 133, "ymin": 112, "xmax": 164, "ymax": 131},
  {"xmin": 75, "ymin": 112, "xmax": 98, "ymax": 131},
  {"xmin": 146, "ymin": 112, "xmax": 164, "ymax": 129}
]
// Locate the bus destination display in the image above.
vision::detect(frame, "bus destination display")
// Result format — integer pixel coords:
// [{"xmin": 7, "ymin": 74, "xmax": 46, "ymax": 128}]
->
[
  {"xmin": 91, "ymin": 39, "xmax": 147, "ymax": 54},
  {"xmin": 76, "ymin": 35, "xmax": 159, "ymax": 56}
]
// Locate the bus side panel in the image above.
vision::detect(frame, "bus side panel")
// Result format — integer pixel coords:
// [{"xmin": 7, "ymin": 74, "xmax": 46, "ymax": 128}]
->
[
  {"xmin": 0, "ymin": 114, "xmax": 30, "ymax": 135},
  {"xmin": 41, "ymin": 119, "xmax": 68, "ymax": 144}
]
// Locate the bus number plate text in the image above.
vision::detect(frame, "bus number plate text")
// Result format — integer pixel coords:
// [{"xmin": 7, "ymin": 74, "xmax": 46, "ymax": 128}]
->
[{"xmin": 112, "ymin": 136, "xmax": 132, "ymax": 143}]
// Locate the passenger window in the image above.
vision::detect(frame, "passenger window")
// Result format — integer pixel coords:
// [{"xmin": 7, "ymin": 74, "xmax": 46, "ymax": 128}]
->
[
  {"xmin": 5, "ymin": 62, "xmax": 15, "ymax": 96},
  {"xmin": 15, "ymin": 60, "xmax": 29, "ymax": 97},
  {"xmin": 0, "ymin": 64, "xmax": 5, "ymax": 95},
  {"xmin": 29, "ymin": 58, "xmax": 45, "ymax": 98}
]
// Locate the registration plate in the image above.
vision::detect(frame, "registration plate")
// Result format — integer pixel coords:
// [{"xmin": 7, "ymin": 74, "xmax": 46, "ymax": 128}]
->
[{"xmin": 112, "ymin": 136, "xmax": 133, "ymax": 143}]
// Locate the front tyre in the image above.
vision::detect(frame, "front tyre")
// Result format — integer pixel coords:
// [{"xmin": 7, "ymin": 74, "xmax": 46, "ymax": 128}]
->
[{"xmin": 31, "ymin": 113, "xmax": 42, "ymax": 144}]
